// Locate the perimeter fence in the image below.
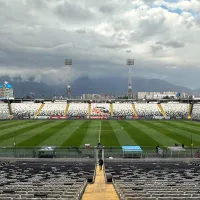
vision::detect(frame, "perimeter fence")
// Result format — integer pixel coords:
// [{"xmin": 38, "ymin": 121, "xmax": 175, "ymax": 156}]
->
[{"xmin": 0, "ymin": 146, "xmax": 199, "ymax": 159}]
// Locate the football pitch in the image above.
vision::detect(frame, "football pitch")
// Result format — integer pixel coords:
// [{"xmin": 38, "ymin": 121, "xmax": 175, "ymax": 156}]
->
[{"xmin": 0, "ymin": 120, "xmax": 200, "ymax": 148}]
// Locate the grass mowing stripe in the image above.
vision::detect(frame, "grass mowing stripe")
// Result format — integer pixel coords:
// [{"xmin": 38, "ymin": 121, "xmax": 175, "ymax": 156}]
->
[
  {"xmin": 18, "ymin": 121, "xmax": 68, "ymax": 146},
  {"xmin": 184, "ymin": 121, "xmax": 200, "ymax": 127},
  {"xmin": 0, "ymin": 120, "xmax": 34, "ymax": 131},
  {"xmin": 148, "ymin": 122, "xmax": 200, "ymax": 146},
  {"xmin": 0, "ymin": 121, "xmax": 51, "ymax": 143},
  {"xmin": 0, "ymin": 120, "xmax": 18, "ymax": 124},
  {"xmin": 61, "ymin": 121, "xmax": 92, "ymax": 147},
  {"xmin": 80, "ymin": 121, "xmax": 100, "ymax": 147},
  {"xmin": 168, "ymin": 121, "xmax": 200, "ymax": 132},
  {"xmin": 109, "ymin": 121, "xmax": 137, "ymax": 146},
  {"xmin": 118, "ymin": 121, "xmax": 161, "ymax": 147},
  {"xmin": 154, "ymin": 121, "xmax": 200, "ymax": 146},
  {"xmin": 100, "ymin": 121, "xmax": 120, "ymax": 147},
  {"xmin": 162, "ymin": 121, "xmax": 200, "ymax": 135},
  {"xmin": 38, "ymin": 121, "xmax": 75, "ymax": 146},
  {"xmin": 143, "ymin": 120, "xmax": 189, "ymax": 145},
  {"xmin": 133, "ymin": 121, "xmax": 177, "ymax": 146},
  {"xmin": 2, "ymin": 121, "xmax": 62, "ymax": 146}
]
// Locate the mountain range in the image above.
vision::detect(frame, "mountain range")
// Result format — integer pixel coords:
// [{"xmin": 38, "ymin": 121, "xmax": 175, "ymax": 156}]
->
[{"xmin": 0, "ymin": 75, "xmax": 199, "ymax": 98}]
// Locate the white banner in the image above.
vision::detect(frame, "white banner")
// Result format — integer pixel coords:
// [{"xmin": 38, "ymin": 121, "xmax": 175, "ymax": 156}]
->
[{"xmin": 36, "ymin": 116, "xmax": 50, "ymax": 119}]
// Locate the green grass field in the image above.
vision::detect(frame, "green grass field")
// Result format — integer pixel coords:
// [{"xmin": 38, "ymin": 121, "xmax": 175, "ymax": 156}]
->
[{"xmin": 0, "ymin": 120, "xmax": 200, "ymax": 148}]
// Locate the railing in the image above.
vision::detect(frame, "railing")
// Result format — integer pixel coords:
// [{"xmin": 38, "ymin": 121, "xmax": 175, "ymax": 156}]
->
[{"xmin": 0, "ymin": 146, "xmax": 199, "ymax": 159}]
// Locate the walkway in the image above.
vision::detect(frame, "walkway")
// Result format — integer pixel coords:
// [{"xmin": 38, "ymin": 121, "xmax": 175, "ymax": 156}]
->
[{"xmin": 81, "ymin": 166, "xmax": 119, "ymax": 200}]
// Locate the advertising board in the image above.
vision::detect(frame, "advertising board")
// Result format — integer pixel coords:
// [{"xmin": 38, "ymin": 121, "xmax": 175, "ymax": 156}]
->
[
  {"xmin": 36, "ymin": 116, "xmax": 50, "ymax": 119},
  {"xmin": 50, "ymin": 116, "xmax": 68, "ymax": 119},
  {"xmin": 90, "ymin": 116, "xmax": 107, "ymax": 119}
]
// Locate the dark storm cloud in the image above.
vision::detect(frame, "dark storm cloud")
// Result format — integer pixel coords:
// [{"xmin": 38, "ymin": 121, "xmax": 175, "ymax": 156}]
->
[
  {"xmin": 99, "ymin": 5, "xmax": 115, "ymax": 14},
  {"xmin": 55, "ymin": 1, "xmax": 96, "ymax": 22},
  {"xmin": 156, "ymin": 40, "xmax": 185, "ymax": 48},
  {"xmin": 99, "ymin": 43, "xmax": 131, "ymax": 49},
  {"xmin": 0, "ymin": 0, "xmax": 199, "ymax": 87},
  {"xmin": 151, "ymin": 44, "xmax": 163, "ymax": 53}
]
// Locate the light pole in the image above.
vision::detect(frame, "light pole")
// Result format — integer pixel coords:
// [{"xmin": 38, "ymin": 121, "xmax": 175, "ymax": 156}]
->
[
  {"xmin": 65, "ymin": 59, "xmax": 72, "ymax": 99},
  {"xmin": 126, "ymin": 59, "xmax": 134, "ymax": 99}
]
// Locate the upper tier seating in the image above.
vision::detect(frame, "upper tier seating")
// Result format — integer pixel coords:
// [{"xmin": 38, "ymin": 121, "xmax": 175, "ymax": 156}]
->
[
  {"xmin": 38, "ymin": 103, "xmax": 66, "ymax": 116},
  {"xmin": 135, "ymin": 103, "xmax": 162, "ymax": 117},
  {"xmin": 0, "ymin": 103, "xmax": 9, "ymax": 119},
  {"xmin": 90, "ymin": 103, "xmax": 110, "ymax": 116},
  {"xmin": 0, "ymin": 160, "xmax": 95, "ymax": 200},
  {"xmin": 161, "ymin": 103, "xmax": 188, "ymax": 118},
  {"xmin": 191, "ymin": 104, "xmax": 200, "ymax": 120},
  {"xmin": 12, "ymin": 103, "xmax": 40, "ymax": 118},
  {"xmin": 67, "ymin": 103, "xmax": 88, "ymax": 116},
  {"xmin": 112, "ymin": 103, "xmax": 134, "ymax": 116},
  {"xmin": 105, "ymin": 161, "xmax": 200, "ymax": 200}
]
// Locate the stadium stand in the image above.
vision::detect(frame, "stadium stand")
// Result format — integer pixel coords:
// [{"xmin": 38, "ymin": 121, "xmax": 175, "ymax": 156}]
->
[
  {"xmin": 0, "ymin": 160, "xmax": 95, "ymax": 200},
  {"xmin": 105, "ymin": 160, "xmax": 200, "ymax": 200},
  {"xmin": 0, "ymin": 102, "xmax": 9, "ymax": 119},
  {"xmin": 134, "ymin": 103, "xmax": 162, "ymax": 117},
  {"xmin": 90, "ymin": 103, "xmax": 110, "ymax": 116},
  {"xmin": 8, "ymin": 102, "xmax": 194, "ymax": 119},
  {"xmin": 161, "ymin": 103, "xmax": 188, "ymax": 118},
  {"xmin": 67, "ymin": 103, "xmax": 88, "ymax": 117},
  {"xmin": 112, "ymin": 103, "xmax": 134, "ymax": 116},
  {"xmin": 37, "ymin": 103, "xmax": 66, "ymax": 116},
  {"xmin": 191, "ymin": 103, "xmax": 200, "ymax": 120},
  {"xmin": 12, "ymin": 103, "xmax": 40, "ymax": 119}
]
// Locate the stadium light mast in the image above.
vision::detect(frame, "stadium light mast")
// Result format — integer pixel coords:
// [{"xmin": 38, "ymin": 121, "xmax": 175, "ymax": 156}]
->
[
  {"xmin": 126, "ymin": 59, "xmax": 134, "ymax": 99},
  {"xmin": 65, "ymin": 59, "xmax": 72, "ymax": 99}
]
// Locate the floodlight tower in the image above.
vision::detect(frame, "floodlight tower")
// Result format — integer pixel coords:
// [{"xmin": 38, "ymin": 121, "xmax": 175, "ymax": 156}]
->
[
  {"xmin": 65, "ymin": 59, "xmax": 72, "ymax": 99},
  {"xmin": 126, "ymin": 59, "xmax": 134, "ymax": 99}
]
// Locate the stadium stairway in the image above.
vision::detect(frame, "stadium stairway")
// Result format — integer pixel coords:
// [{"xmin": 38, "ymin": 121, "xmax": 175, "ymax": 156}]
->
[
  {"xmin": 132, "ymin": 104, "xmax": 138, "ymax": 117},
  {"xmin": 88, "ymin": 103, "xmax": 91, "ymax": 118},
  {"xmin": 188, "ymin": 103, "xmax": 193, "ymax": 119},
  {"xmin": 64, "ymin": 103, "xmax": 70, "ymax": 116},
  {"xmin": 157, "ymin": 103, "xmax": 166, "ymax": 117},
  {"xmin": 34, "ymin": 103, "xmax": 44, "ymax": 118},
  {"xmin": 82, "ymin": 167, "xmax": 119, "ymax": 200},
  {"xmin": 8, "ymin": 101, "xmax": 12, "ymax": 115},
  {"xmin": 110, "ymin": 103, "xmax": 114, "ymax": 117}
]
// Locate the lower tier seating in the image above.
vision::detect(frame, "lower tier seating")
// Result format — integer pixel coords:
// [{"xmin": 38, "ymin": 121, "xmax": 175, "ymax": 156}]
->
[
  {"xmin": 105, "ymin": 161, "xmax": 200, "ymax": 200},
  {"xmin": 38, "ymin": 103, "xmax": 66, "ymax": 116},
  {"xmin": 0, "ymin": 160, "xmax": 95, "ymax": 200},
  {"xmin": 12, "ymin": 103, "xmax": 40, "ymax": 118},
  {"xmin": 134, "ymin": 103, "xmax": 162, "ymax": 117},
  {"xmin": 192, "ymin": 104, "xmax": 200, "ymax": 120},
  {"xmin": 112, "ymin": 103, "xmax": 134, "ymax": 116},
  {"xmin": 67, "ymin": 103, "xmax": 88, "ymax": 116},
  {"xmin": 161, "ymin": 103, "xmax": 188, "ymax": 118},
  {"xmin": 0, "ymin": 103, "xmax": 9, "ymax": 119}
]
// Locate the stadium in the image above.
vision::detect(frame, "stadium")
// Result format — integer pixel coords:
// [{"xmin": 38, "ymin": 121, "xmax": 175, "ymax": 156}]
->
[
  {"xmin": 1, "ymin": 0, "xmax": 200, "ymax": 199},
  {"xmin": 1, "ymin": 97, "xmax": 200, "ymax": 199}
]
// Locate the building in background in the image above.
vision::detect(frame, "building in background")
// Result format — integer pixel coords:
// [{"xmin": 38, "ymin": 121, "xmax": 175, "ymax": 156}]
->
[
  {"xmin": 81, "ymin": 93, "xmax": 115, "ymax": 100},
  {"xmin": 137, "ymin": 91, "xmax": 188, "ymax": 100},
  {"xmin": 0, "ymin": 81, "xmax": 14, "ymax": 99}
]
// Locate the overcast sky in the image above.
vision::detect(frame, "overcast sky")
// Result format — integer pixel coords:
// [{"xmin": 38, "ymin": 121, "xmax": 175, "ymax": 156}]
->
[{"xmin": 0, "ymin": 0, "xmax": 200, "ymax": 88}]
